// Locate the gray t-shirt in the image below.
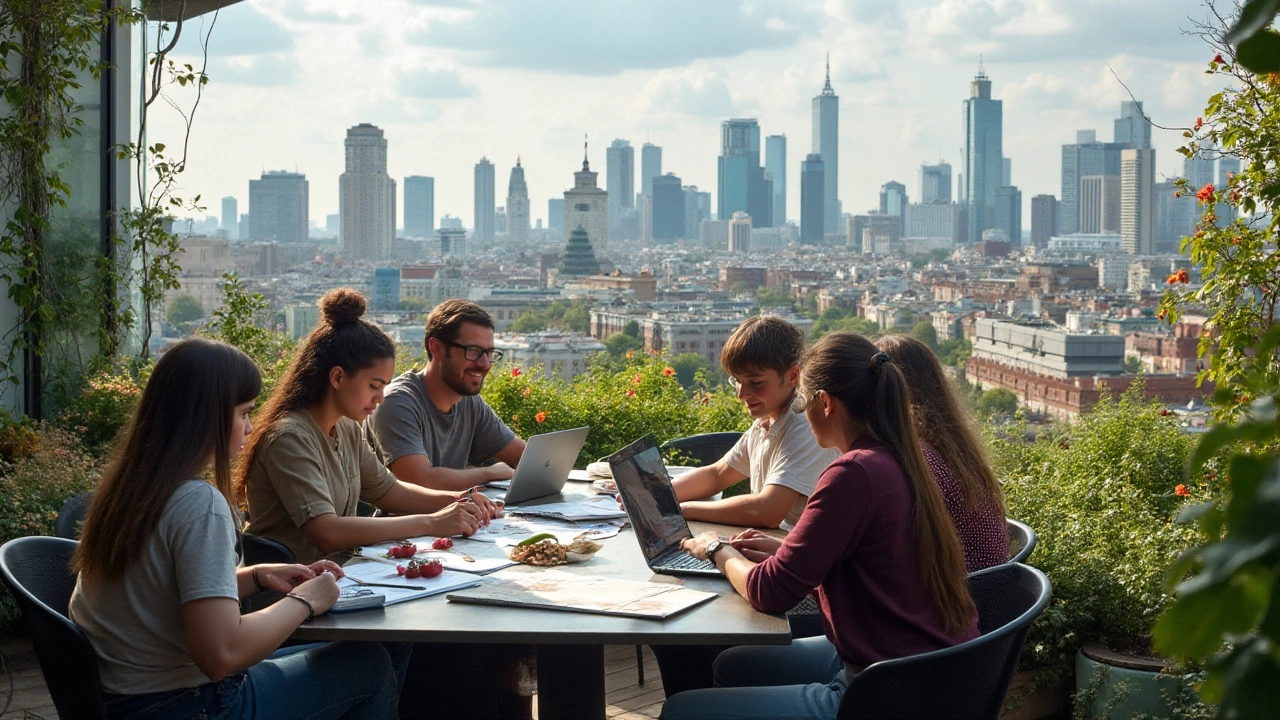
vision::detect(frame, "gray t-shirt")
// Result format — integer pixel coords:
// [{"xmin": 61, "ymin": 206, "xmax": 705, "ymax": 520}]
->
[
  {"xmin": 367, "ymin": 371, "xmax": 516, "ymax": 471},
  {"xmin": 69, "ymin": 481, "xmax": 239, "ymax": 695}
]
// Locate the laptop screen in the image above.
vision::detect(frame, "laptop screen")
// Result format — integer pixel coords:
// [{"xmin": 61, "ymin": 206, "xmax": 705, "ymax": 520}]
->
[{"xmin": 609, "ymin": 435, "xmax": 693, "ymax": 560}]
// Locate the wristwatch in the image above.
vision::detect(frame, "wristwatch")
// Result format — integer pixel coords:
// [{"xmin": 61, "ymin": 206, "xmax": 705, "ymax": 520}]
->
[{"xmin": 705, "ymin": 539, "xmax": 728, "ymax": 561}]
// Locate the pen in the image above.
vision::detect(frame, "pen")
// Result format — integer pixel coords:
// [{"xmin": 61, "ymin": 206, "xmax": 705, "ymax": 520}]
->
[{"xmin": 351, "ymin": 581, "xmax": 428, "ymax": 591}]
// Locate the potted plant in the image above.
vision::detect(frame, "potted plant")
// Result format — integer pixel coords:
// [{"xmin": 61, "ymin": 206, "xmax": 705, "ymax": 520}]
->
[{"xmin": 990, "ymin": 384, "xmax": 1215, "ymax": 718}]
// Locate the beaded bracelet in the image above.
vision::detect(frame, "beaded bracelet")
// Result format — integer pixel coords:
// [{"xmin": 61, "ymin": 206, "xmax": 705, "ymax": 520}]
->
[
  {"xmin": 251, "ymin": 567, "xmax": 266, "ymax": 592},
  {"xmin": 285, "ymin": 592, "xmax": 315, "ymax": 622}
]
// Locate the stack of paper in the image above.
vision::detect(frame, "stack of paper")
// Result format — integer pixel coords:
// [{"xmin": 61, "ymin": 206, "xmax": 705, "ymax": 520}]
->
[
  {"xmin": 331, "ymin": 563, "xmax": 481, "ymax": 612},
  {"xmin": 446, "ymin": 570, "xmax": 717, "ymax": 620},
  {"xmin": 507, "ymin": 494, "xmax": 628, "ymax": 522}
]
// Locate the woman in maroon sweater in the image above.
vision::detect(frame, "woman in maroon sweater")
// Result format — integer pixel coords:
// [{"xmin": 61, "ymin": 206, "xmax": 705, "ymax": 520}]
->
[
  {"xmin": 877, "ymin": 335, "xmax": 1008, "ymax": 572},
  {"xmin": 661, "ymin": 333, "xmax": 978, "ymax": 720}
]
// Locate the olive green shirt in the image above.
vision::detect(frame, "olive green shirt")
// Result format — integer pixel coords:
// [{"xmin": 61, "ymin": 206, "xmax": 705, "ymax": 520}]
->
[{"xmin": 244, "ymin": 411, "xmax": 397, "ymax": 563}]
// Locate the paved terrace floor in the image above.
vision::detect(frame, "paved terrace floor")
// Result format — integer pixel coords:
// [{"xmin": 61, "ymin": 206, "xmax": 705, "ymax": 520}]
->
[{"xmin": 0, "ymin": 636, "xmax": 666, "ymax": 719}]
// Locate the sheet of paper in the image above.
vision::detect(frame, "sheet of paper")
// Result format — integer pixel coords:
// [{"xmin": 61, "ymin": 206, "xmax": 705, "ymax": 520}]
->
[
  {"xmin": 351, "ymin": 536, "xmax": 516, "ymax": 574},
  {"xmin": 337, "ymin": 563, "xmax": 480, "ymax": 607},
  {"xmin": 507, "ymin": 494, "xmax": 628, "ymax": 521},
  {"xmin": 446, "ymin": 569, "xmax": 717, "ymax": 620},
  {"xmin": 467, "ymin": 516, "xmax": 625, "ymax": 546}
]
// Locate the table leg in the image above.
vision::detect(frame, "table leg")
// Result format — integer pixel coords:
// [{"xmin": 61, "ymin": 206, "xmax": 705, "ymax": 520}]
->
[{"xmin": 537, "ymin": 644, "xmax": 605, "ymax": 720}]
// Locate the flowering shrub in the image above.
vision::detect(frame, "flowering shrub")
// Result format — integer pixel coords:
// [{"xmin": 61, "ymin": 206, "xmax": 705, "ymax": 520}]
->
[
  {"xmin": 55, "ymin": 360, "xmax": 149, "ymax": 458},
  {"xmin": 483, "ymin": 352, "xmax": 750, "ymax": 467},
  {"xmin": 990, "ymin": 383, "xmax": 1212, "ymax": 690},
  {"xmin": 0, "ymin": 423, "xmax": 98, "ymax": 626}
]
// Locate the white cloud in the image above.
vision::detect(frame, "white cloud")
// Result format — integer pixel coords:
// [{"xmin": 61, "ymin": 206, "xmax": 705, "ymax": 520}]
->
[
  {"xmin": 396, "ymin": 63, "xmax": 478, "ymax": 99},
  {"xmin": 640, "ymin": 64, "xmax": 739, "ymax": 118}
]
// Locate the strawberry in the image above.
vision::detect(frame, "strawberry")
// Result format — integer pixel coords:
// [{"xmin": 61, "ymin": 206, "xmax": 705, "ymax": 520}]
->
[
  {"xmin": 432, "ymin": 537, "xmax": 454, "ymax": 550},
  {"xmin": 404, "ymin": 564, "xmax": 422, "ymax": 579},
  {"xmin": 420, "ymin": 558, "xmax": 443, "ymax": 578},
  {"xmin": 396, "ymin": 564, "xmax": 406, "ymax": 576}
]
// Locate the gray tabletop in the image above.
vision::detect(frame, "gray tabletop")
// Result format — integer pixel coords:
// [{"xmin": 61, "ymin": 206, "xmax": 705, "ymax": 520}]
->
[{"xmin": 292, "ymin": 485, "xmax": 792, "ymax": 646}]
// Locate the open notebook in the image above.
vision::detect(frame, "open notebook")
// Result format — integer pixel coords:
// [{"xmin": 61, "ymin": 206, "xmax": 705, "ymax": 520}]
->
[{"xmin": 330, "ymin": 562, "xmax": 481, "ymax": 612}]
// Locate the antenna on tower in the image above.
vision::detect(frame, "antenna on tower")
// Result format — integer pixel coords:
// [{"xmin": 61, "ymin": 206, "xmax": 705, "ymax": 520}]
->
[
  {"xmin": 822, "ymin": 53, "xmax": 834, "ymax": 94},
  {"xmin": 978, "ymin": 55, "xmax": 986, "ymax": 77}
]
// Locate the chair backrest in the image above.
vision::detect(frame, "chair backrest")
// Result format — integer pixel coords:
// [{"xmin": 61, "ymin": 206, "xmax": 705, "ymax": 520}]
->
[
  {"xmin": 240, "ymin": 532, "xmax": 296, "ymax": 566},
  {"xmin": 659, "ymin": 432, "xmax": 743, "ymax": 467},
  {"xmin": 836, "ymin": 563, "xmax": 1051, "ymax": 720},
  {"xmin": 1006, "ymin": 518, "xmax": 1037, "ymax": 565},
  {"xmin": 0, "ymin": 536, "xmax": 107, "ymax": 719},
  {"xmin": 54, "ymin": 492, "xmax": 94, "ymax": 540}
]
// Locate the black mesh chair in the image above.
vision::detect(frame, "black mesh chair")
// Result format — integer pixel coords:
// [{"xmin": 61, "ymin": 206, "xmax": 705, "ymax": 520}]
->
[
  {"xmin": 54, "ymin": 492, "xmax": 94, "ymax": 540},
  {"xmin": 0, "ymin": 536, "xmax": 107, "ymax": 719},
  {"xmin": 836, "ymin": 563, "xmax": 1051, "ymax": 720},
  {"xmin": 1006, "ymin": 518, "xmax": 1037, "ymax": 565},
  {"xmin": 659, "ymin": 432, "xmax": 743, "ymax": 467}
]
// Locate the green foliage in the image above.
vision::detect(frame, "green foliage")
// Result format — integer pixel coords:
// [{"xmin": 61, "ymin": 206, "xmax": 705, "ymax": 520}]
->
[
  {"xmin": 909, "ymin": 320, "xmax": 938, "ymax": 351},
  {"xmin": 509, "ymin": 300, "xmax": 590, "ymax": 334},
  {"xmin": 990, "ymin": 384, "xmax": 1207, "ymax": 690},
  {"xmin": 1125, "ymin": 355, "xmax": 1144, "ymax": 374},
  {"xmin": 200, "ymin": 274, "xmax": 293, "ymax": 401},
  {"xmin": 1226, "ymin": 1, "xmax": 1280, "ymax": 73},
  {"xmin": 166, "ymin": 293, "xmax": 204, "ymax": 326},
  {"xmin": 623, "ymin": 320, "xmax": 640, "ymax": 338},
  {"xmin": 671, "ymin": 352, "xmax": 719, "ymax": 390},
  {"xmin": 976, "ymin": 388, "xmax": 1019, "ymax": 420},
  {"xmin": 482, "ymin": 352, "xmax": 750, "ymax": 468},
  {"xmin": 811, "ymin": 306, "xmax": 881, "ymax": 340},
  {"xmin": 54, "ymin": 358, "xmax": 148, "ymax": 458},
  {"xmin": 602, "ymin": 332, "xmax": 644, "ymax": 358},
  {"xmin": 938, "ymin": 337, "xmax": 972, "ymax": 367},
  {"xmin": 0, "ymin": 421, "xmax": 97, "ymax": 626},
  {"xmin": 753, "ymin": 287, "xmax": 793, "ymax": 310}
]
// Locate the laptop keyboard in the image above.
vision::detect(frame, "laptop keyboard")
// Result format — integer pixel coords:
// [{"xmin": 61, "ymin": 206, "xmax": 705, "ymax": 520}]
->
[{"xmin": 660, "ymin": 552, "xmax": 717, "ymax": 571}]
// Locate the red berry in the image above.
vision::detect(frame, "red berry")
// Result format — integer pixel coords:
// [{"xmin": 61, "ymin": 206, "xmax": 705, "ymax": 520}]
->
[
  {"xmin": 432, "ymin": 537, "xmax": 454, "ymax": 550},
  {"xmin": 396, "ymin": 565, "xmax": 406, "ymax": 576},
  {"xmin": 421, "ymin": 559, "xmax": 443, "ymax": 578},
  {"xmin": 404, "ymin": 564, "xmax": 421, "ymax": 579}
]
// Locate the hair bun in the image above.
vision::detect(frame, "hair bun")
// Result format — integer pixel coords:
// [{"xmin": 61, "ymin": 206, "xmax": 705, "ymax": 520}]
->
[{"xmin": 319, "ymin": 288, "xmax": 368, "ymax": 325}]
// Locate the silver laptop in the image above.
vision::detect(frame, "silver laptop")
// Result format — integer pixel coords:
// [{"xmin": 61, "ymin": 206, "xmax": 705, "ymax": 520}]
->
[
  {"xmin": 608, "ymin": 435, "xmax": 721, "ymax": 577},
  {"xmin": 502, "ymin": 426, "xmax": 591, "ymax": 505}
]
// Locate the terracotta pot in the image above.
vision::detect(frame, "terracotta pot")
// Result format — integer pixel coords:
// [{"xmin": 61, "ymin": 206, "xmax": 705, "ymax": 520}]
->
[
  {"xmin": 1074, "ymin": 642, "xmax": 1195, "ymax": 719},
  {"xmin": 1000, "ymin": 668, "xmax": 1071, "ymax": 720}
]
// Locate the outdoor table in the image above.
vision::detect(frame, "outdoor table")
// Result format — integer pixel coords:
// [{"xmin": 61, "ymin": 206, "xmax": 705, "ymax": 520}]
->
[{"xmin": 293, "ymin": 483, "xmax": 792, "ymax": 720}]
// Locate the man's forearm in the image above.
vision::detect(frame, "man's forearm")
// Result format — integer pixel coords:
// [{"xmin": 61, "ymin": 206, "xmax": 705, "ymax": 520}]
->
[
  {"xmin": 681, "ymin": 494, "xmax": 788, "ymax": 529},
  {"xmin": 403, "ymin": 465, "xmax": 496, "ymax": 492}
]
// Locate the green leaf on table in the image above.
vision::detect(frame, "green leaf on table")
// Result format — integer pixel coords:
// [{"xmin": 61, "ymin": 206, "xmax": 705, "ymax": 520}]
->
[{"xmin": 1238, "ymin": 31, "xmax": 1280, "ymax": 73}]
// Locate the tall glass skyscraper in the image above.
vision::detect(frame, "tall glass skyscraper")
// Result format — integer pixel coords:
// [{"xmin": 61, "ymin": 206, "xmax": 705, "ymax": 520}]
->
[
  {"xmin": 963, "ymin": 67, "xmax": 1002, "ymax": 243},
  {"xmin": 812, "ymin": 60, "xmax": 839, "ymax": 233},
  {"xmin": 718, "ymin": 119, "xmax": 772, "ymax": 226},
  {"xmin": 403, "ymin": 175, "xmax": 434, "ymax": 238},
  {"xmin": 1061, "ymin": 130, "xmax": 1124, "ymax": 235},
  {"xmin": 506, "ymin": 159, "xmax": 530, "ymax": 243},
  {"xmin": 765, "ymin": 134, "xmax": 787, "ymax": 226},
  {"xmin": 473, "ymin": 157, "xmax": 495, "ymax": 244},
  {"xmin": 640, "ymin": 143, "xmax": 662, "ymax": 196},
  {"xmin": 607, "ymin": 139, "xmax": 634, "ymax": 239},
  {"xmin": 800, "ymin": 153, "xmax": 825, "ymax": 244}
]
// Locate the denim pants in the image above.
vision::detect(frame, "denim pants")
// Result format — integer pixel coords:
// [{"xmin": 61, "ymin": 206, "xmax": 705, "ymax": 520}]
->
[
  {"xmin": 659, "ymin": 636, "xmax": 852, "ymax": 720},
  {"xmin": 103, "ymin": 642, "xmax": 399, "ymax": 720}
]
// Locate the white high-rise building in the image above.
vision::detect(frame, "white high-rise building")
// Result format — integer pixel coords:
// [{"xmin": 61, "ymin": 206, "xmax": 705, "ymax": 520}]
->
[
  {"xmin": 729, "ymin": 211, "xmax": 752, "ymax": 253},
  {"xmin": 812, "ymin": 59, "xmax": 839, "ymax": 233},
  {"xmin": 1121, "ymin": 148, "xmax": 1156, "ymax": 255},
  {"xmin": 506, "ymin": 158, "xmax": 530, "ymax": 243},
  {"xmin": 474, "ymin": 158, "xmax": 495, "ymax": 244},
  {"xmin": 564, "ymin": 142, "xmax": 609, "ymax": 257},
  {"xmin": 403, "ymin": 176, "xmax": 434, "ymax": 239},
  {"xmin": 340, "ymin": 123, "xmax": 396, "ymax": 259}
]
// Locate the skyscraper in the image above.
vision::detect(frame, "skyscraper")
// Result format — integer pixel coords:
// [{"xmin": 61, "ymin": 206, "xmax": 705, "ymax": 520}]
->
[
  {"xmin": 564, "ymin": 141, "xmax": 609, "ymax": 257},
  {"xmin": 1060, "ymin": 130, "xmax": 1125, "ymax": 235},
  {"xmin": 607, "ymin": 139, "xmax": 634, "ymax": 240},
  {"xmin": 993, "ymin": 186, "xmax": 1022, "ymax": 244},
  {"xmin": 403, "ymin": 175, "xmax": 434, "ymax": 238},
  {"xmin": 1156, "ymin": 181, "xmax": 1197, "ymax": 254},
  {"xmin": 800, "ymin": 153, "xmax": 825, "ymax": 244},
  {"xmin": 249, "ymin": 170, "xmax": 309, "ymax": 243},
  {"xmin": 221, "ymin": 196, "xmax": 237, "ymax": 240},
  {"xmin": 1114, "ymin": 101, "xmax": 1152, "ymax": 149},
  {"xmin": 718, "ymin": 118, "xmax": 772, "ymax": 226},
  {"xmin": 920, "ymin": 162, "xmax": 952, "ymax": 204},
  {"xmin": 474, "ymin": 158, "xmax": 495, "ymax": 244},
  {"xmin": 729, "ymin": 212, "xmax": 752, "ymax": 253},
  {"xmin": 765, "ymin": 134, "xmax": 787, "ymax": 226},
  {"xmin": 1079, "ymin": 175, "xmax": 1121, "ymax": 234},
  {"xmin": 340, "ymin": 123, "xmax": 395, "ymax": 259},
  {"xmin": 651, "ymin": 173, "xmax": 684, "ymax": 242},
  {"xmin": 1030, "ymin": 194, "xmax": 1059, "ymax": 248},
  {"xmin": 1121, "ymin": 148, "xmax": 1156, "ymax": 255},
  {"xmin": 547, "ymin": 198, "xmax": 564, "ymax": 235},
  {"xmin": 880, "ymin": 181, "xmax": 907, "ymax": 235},
  {"xmin": 963, "ymin": 66, "xmax": 1003, "ymax": 243},
  {"xmin": 812, "ymin": 58, "xmax": 839, "ymax": 233},
  {"xmin": 683, "ymin": 186, "xmax": 710, "ymax": 241},
  {"xmin": 640, "ymin": 143, "xmax": 662, "ymax": 196},
  {"xmin": 506, "ymin": 158, "xmax": 530, "ymax": 243}
]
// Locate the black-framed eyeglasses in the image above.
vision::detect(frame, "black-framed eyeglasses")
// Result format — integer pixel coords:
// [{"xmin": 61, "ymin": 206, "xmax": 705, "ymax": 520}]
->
[{"xmin": 444, "ymin": 340, "xmax": 504, "ymax": 362}]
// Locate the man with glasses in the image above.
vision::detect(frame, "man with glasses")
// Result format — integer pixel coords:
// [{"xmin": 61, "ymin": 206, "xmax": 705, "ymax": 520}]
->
[{"xmin": 366, "ymin": 299, "xmax": 526, "ymax": 492}]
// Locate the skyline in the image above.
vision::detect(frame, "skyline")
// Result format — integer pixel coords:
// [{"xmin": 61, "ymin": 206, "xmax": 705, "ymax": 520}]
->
[{"xmin": 156, "ymin": 0, "xmax": 1222, "ymax": 231}]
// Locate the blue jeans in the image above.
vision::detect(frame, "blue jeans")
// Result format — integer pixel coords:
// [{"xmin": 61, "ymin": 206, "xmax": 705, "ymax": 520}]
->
[
  {"xmin": 103, "ymin": 642, "xmax": 399, "ymax": 720},
  {"xmin": 659, "ymin": 636, "xmax": 852, "ymax": 720}
]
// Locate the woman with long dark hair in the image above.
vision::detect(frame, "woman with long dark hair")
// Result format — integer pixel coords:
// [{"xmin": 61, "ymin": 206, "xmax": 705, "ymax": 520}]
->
[
  {"xmin": 70, "ymin": 338, "xmax": 398, "ymax": 719},
  {"xmin": 661, "ymin": 333, "xmax": 977, "ymax": 720},
  {"xmin": 875, "ymin": 334, "xmax": 1008, "ymax": 571}
]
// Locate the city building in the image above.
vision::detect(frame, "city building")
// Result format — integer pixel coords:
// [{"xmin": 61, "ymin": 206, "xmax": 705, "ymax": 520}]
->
[
  {"xmin": 683, "ymin": 186, "xmax": 711, "ymax": 240},
  {"xmin": 1048, "ymin": 233, "xmax": 1122, "ymax": 252},
  {"xmin": 1060, "ymin": 130, "xmax": 1124, "ymax": 235},
  {"xmin": 729, "ymin": 212, "xmax": 752, "ymax": 253},
  {"xmin": 547, "ymin": 198, "xmax": 564, "ymax": 235},
  {"xmin": 905, "ymin": 202, "xmax": 961, "ymax": 245},
  {"xmin": 403, "ymin": 175, "xmax": 434, "ymax": 239},
  {"xmin": 766, "ymin": 134, "xmax": 787, "ymax": 225},
  {"xmin": 700, "ymin": 219, "xmax": 729, "ymax": 249},
  {"xmin": 813, "ymin": 58, "xmax": 840, "ymax": 233},
  {"xmin": 1114, "ymin": 100, "xmax": 1152, "ymax": 149},
  {"xmin": 963, "ymin": 65, "xmax": 1003, "ymax": 242},
  {"xmin": 1121, "ymin": 148, "xmax": 1156, "ymax": 255},
  {"xmin": 651, "ymin": 173, "xmax": 684, "ymax": 242},
  {"xmin": 440, "ymin": 215, "xmax": 463, "ymax": 230},
  {"xmin": 993, "ymin": 186, "xmax": 1022, "ymax": 245},
  {"xmin": 372, "ymin": 267, "xmax": 400, "ymax": 310},
  {"xmin": 324, "ymin": 213, "xmax": 338, "ymax": 237},
  {"xmin": 400, "ymin": 264, "xmax": 463, "ymax": 305},
  {"xmin": 506, "ymin": 158, "xmax": 530, "ymax": 244},
  {"xmin": 559, "ymin": 226, "xmax": 600, "ymax": 277},
  {"xmin": 640, "ymin": 142, "xmax": 662, "ymax": 197},
  {"xmin": 718, "ymin": 118, "xmax": 772, "ymax": 227},
  {"xmin": 880, "ymin": 181, "xmax": 908, "ymax": 235},
  {"xmin": 607, "ymin": 139, "xmax": 635, "ymax": 240},
  {"xmin": 1079, "ymin": 175, "xmax": 1121, "ymax": 234},
  {"xmin": 285, "ymin": 304, "xmax": 320, "ymax": 342},
  {"xmin": 1030, "ymin": 194, "xmax": 1058, "ymax": 247},
  {"xmin": 582, "ymin": 271, "xmax": 657, "ymax": 301},
  {"xmin": 1155, "ymin": 181, "xmax": 1197, "ymax": 254},
  {"xmin": 590, "ymin": 303, "xmax": 813, "ymax": 366},
  {"xmin": 220, "ymin": 196, "xmax": 238, "ymax": 241},
  {"xmin": 1097, "ymin": 256, "xmax": 1130, "ymax": 289},
  {"xmin": 494, "ymin": 332, "xmax": 606, "ymax": 382},
  {"xmin": 564, "ymin": 143, "xmax": 609, "ymax": 257},
  {"xmin": 800, "ymin": 153, "xmax": 825, "ymax": 244},
  {"xmin": 849, "ymin": 214, "xmax": 902, "ymax": 255},
  {"xmin": 720, "ymin": 266, "xmax": 767, "ymax": 291},
  {"xmin": 340, "ymin": 123, "xmax": 396, "ymax": 259},
  {"xmin": 474, "ymin": 157, "xmax": 495, "ymax": 244},
  {"xmin": 248, "ymin": 170, "xmax": 308, "ymax": 243},
  {"xmin": 921, "ymin": 162, "xmax": 952, "ymax": 204}
]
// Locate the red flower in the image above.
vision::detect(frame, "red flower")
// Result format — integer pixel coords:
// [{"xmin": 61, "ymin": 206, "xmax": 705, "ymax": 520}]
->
[
  {"xmin": 626, "ymin": 389, "xmax": 636, "ymax": 398},
  {"xmin": 1167, "ymin": 273, "xmax": 1180, "ymax": 285},
  {"xmin": 1159, "ymin": 408, "xmax": 1172, "ymax": 416},
  {"xmin": 1194, "ymin": 117, "xmax": 1204, "ymax": 131},
  {"xmin": 535, "ymin": 411, "xmax": 547, "ymax": 423},
  {"xmin": 1158, "ymin": 311, "xmax": 1166, "ymax": 321},
  {"xmin": 663, "ymin": 367, "xmax": 675, "ymax": 377},
  {"xmin": 511, "ymin": 367, "xmax": 522, "ymax": 378},
  {"xmin": 1196, "ymin": 183, "xmax": 1215, "ymax": 203},
  {"xmin": 1175, "ymin": 484, "xmax": 1190, "ymax": 497},
  {"xmin": 633, "ymin": 374, "xmax": 643, "ymax": 384},
  {"xmin": 1212, "ymin": 53, "xmax": 1225, "ymax": 65}
]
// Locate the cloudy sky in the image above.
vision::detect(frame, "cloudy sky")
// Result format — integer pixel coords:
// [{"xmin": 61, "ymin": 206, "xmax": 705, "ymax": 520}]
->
[{"xmin": 155, "ymin": 0, "xmax": 1226, "ymax": 231}]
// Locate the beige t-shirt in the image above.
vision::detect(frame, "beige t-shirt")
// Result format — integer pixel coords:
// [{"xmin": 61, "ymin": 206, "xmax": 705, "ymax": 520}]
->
[
  {"xmin": 244, "ymin": 411, "xmax": 398, "ymax": 563},
  {"xmin": 723, "ymin": 409, "xmax": 840, "ymax": 530}
]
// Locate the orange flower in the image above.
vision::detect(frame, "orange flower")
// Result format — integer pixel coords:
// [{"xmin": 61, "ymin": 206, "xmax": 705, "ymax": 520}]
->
[
  {"xmin": 626, "ymin": 350, "xmax": 635, "ymax": 359},
  {"xmin": 633, "ymin": 374, "xmax": 643, "ymax": 384},
  {"xmin": 522, "ymin": 386, "xmax": 531, "ymax": 397},
  {"xmin": 511, "ymin": 415, "xmax": 519, "ymax": 423},
  {"xmin": 1167, "ymin": 273, "xmax": 1180, "ymax": 285},
  {"xmin": 511, "ymin": 367, "xmax": 522, "ymax": 378},
  {"xmin": 1196, "ymin": 183, "xmax": 1215, "ymax": 203},
  {"xmin": 626, "ymin": 389, "xmax": 636, "ymax": 398},
  {"xmin": 1175, "ymin": 484, "xmax": 1190, "ymax": 497},
  {"xmin": 663, "ymin": 367, "xmax": 675, "ymax": 377},
  {"xmin": 1178, "ymin": 268, "xmax": 1190, "ymax": 283},
  {"xmin": 535, "ymin": 411, "xmax": 547, "ymax": 423}
]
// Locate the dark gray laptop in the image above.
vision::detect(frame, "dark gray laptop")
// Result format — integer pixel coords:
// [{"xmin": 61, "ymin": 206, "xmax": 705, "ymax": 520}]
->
[
  {"xmin": 502, "ymin": 426, "xmax": 590, "ymax": 505},
  {"xmin": 608, "ymin": 435, "xmax": 721, "ymax": 577}
]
